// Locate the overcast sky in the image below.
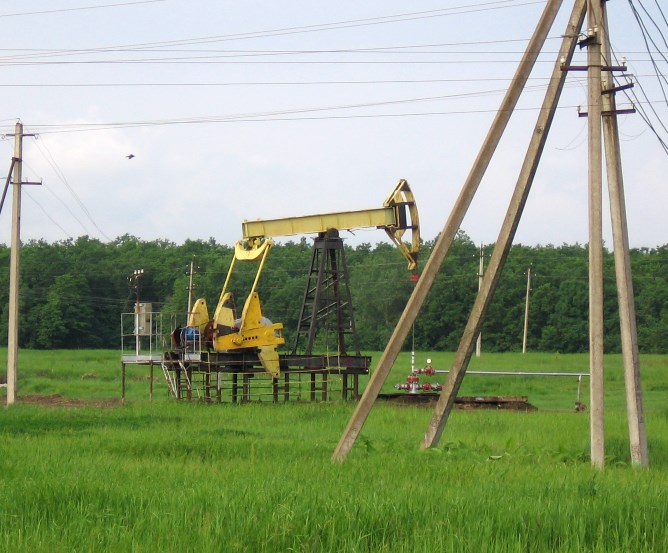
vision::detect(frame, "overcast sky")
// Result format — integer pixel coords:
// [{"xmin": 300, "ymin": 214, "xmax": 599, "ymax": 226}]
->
[{"xmin": 0, "ymin": 0, "xmax": 666, "ymax": 250}]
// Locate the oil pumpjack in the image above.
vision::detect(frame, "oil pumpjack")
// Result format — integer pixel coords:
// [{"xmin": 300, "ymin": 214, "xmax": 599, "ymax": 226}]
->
[{"xmin": 164, "ymin": 179, "xmax": 419, "ymax": 400}]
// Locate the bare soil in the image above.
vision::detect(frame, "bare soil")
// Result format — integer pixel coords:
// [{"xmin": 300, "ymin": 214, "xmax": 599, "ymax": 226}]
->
[{"xmin": 16, "ymin": 394, "xmax": 123, "ymax": 408}]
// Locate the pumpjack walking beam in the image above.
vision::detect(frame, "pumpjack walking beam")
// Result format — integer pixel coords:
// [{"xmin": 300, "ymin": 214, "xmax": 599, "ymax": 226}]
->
[{"xmin": 241, "ymin": 179, "xmax": 420, "ymax": 271}]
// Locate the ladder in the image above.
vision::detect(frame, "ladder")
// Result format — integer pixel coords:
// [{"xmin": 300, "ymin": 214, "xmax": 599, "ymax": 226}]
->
[
  {"xmin": 178, "ymin": 358, "xmax": 201, "ymax": 399},
  {"xmin": 160, "ymin": 358, "xmax": 201, "ymax": 400},
  {"xmin": 160, "ymin": 359, "xmax": 179, "ymax": 398}
]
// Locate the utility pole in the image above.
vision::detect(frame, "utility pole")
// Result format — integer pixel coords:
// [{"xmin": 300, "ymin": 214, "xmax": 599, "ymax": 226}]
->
[
  {"xmin": 559, "ymin": 0, "xmax": 644, "ymax": 466},
  {"xmin": 586, "ymin": 0, "xmax": 606, "ymax": 469},
  {"xmin": 6, "ymin": 122, "xmax": 39, "ymax": 406},
  {"xmin": 476, "ymin": 244, "xmax": 484, "ymax": 357},
  {"xmin": 599, "ymin": 2, "xmax": 648, "ymax": 466},
  {"xmin": 522, "ymin": 267, "xmax": 532, "ymax": 353},
  {"xmin": 187, "ymin": 256, "xmax": 197, "ymax": 318},
  {"xmin": 129, "ymin": 269, "xmax": 144, "ymax": 356}
]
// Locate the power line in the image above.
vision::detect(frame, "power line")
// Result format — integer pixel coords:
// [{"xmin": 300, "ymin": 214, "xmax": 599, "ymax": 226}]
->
[
  {"xmin": 2, "ymin": 46, "xmax": 663, "ymax": 63},
  {"xmin": 1, "ymin": 73, "xmax": 667, "ymax": 89},
  {"xmin": 4, "ymin": 103, "xmax": 631, "ymax": 135},
  {"xmin": 636, "ymin": 0, "xmax": 668, "ymax": 50},
  {"xmin": 627, "ymin": 0, "xmax": 668, "ymax": 104},
  {"xmin": 621, "ymin": 0, "xmax": 668, "ymax": 153},
  {"xmin": 81, "ymin": 1, "xmax": 548, "ymax": 50},
  {"xmin": 0, "ymin": 0, "xmax": 165, "ymax": 18},
  {"xmin": 23, "ymin": 189, "xmax": 73, "ymax": 240},
  {"xmin": 0, "ymin": 39, "xmax": 563, "ymax": 62},
  {"xmin": 0, "ymin": 0, "xmax": 547, "ymax": 64},
  {"xmin": 32, "ymin": 137, "xmax": 113, "ymax": 241},
  {"xmin": 0, "ymin": 46, "xmax": 622, "ymax": 63},
  {"xmin": 7, "ymin": 92, "xmax": 637, "ymax": 137},
  {"xmin": 0, "ymin": 37, "xmax": 537, "ymax": 53},
  {"xmin": 0, "ymin": 57, "xmax": 579, "ymax": 67},
  {"xmin": 652, "ymin": 0, "xmax": 668, "ymax": 28},
  {"xmin": 0, "ymin": 77, "xmax": 553, "ymax": 87}
]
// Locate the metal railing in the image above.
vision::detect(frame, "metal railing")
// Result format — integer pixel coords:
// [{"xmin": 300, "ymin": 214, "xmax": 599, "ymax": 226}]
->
[{"xmin": 120, "ymin": 310, "xmax": 164, "ymax": 362}]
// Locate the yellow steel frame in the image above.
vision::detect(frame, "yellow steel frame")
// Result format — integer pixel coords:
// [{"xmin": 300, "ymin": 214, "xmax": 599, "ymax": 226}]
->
[
  {"xmin": 188, "ymin": 179, "xmax": 419, "ymax": 378},
  {"xmin": 241, "ymin": 179, "xmax": 419, "ymax": 270}
]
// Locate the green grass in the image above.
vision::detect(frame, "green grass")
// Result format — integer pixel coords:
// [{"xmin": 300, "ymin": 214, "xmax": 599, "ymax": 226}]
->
[{"xmin": 1, "ymin": 349, "xmax": 667, "ymax": 552}]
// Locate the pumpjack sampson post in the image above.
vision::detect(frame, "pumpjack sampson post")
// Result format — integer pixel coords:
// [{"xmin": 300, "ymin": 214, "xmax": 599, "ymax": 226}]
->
[{"xmin": 170, "ymin": 179, "xmax": 420, "ymax": 389}]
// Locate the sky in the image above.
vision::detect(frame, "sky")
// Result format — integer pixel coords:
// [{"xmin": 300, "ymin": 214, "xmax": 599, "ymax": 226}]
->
[{"xmin": 0, "ymin": 0, "xmax": 666, "ymax": 250}]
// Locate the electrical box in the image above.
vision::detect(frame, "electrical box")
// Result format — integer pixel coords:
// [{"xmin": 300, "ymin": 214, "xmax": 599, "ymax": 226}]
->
[{"xmin": 137, "ymin": 302, "xmax": 153, "ymax": 336}]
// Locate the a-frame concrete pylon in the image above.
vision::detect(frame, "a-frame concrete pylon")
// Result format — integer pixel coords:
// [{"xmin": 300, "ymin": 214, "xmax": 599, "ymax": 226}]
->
[
  {"xmin": 333, "ymin": 0, "xmax": 648, "ymax": 468},
  {"xmin": 420, "ymin": 0, "xmax": 587, "ymax": 450},
  {"xmin": 332, "ymin": 0, "xmax": 567, "ymax": 462}
]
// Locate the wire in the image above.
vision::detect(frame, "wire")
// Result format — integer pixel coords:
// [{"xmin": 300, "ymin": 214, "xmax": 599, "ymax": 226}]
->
[
  {"xmin": 0, "ymin": 57, "xmax": 572, "ymax": 67},
  {"xmin": 1, "ymin": 73, "xmax": 668, "ymax": 89},
  {"xmin": 652, "ymin": 0, "xmax": 668, "ymax": 28},
  {"xmin": 619, "ymin": 1, "xmax": 668, "ymax": 154},
  {"xmin": 32, "ymin": 137, "xmax": 113, "ymax": 241},
  {"xmin": 0, "ymin": 0, "xmax": 547, "ymax": 65},
  {"xmin": 0, "ymin": 39, "xmax": 563, "ymax": 61},
  {"xmin": 2, "ymin": 46, "xmax": 664, "ymax": 65},
  {"xmin": 627, "ymin": 0, "xmax": 668, "ymax": 104},
  {"xmin": 0, "ymin": 76, "xmax": 552, "ymax": 87},
  {"xmin": 21, "ymin": 156, "xmax": 91, "ymax": 236},
  {"xmin": 0, "ymin": 1, "xmax": 165, "ymax": 18},
  {"xmin": 636, "ymin": 0, "xmax": 668, "ymax": 50},
  {"xmin": 0, "ymin": 46, "xmax": 603, "ymax": 64},
  {"xmin": 23, "ymin": 189, "xmax": 74, "ymax": 239},
  {"xmin": 1, "ymin": 80, "xmax": 592, "ymax": 135}
]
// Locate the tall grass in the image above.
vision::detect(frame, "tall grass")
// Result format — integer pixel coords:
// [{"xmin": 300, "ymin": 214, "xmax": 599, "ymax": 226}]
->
[
  {"xmin": 1, "ymin": 402, "xmax": 666, "ymax": 552},
  {"xmin": 1, "ymin": 350, "xmax": 667, "ymax": 552}
]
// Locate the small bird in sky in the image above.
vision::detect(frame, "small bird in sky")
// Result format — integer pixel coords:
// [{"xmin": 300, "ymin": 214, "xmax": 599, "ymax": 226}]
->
[{"xmin": 126, "ymin": 154, "xmax": 135, "ymax": 159}]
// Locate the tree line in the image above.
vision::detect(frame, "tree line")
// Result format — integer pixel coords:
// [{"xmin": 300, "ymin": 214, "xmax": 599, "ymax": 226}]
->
[{"xmin": 0, "ymin": 232, "xmax": 666, "ymax": 353}]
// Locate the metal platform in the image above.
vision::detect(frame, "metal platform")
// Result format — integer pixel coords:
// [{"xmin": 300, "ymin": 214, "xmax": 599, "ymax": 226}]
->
[
  {"xmin": 121, "ymin": 350, "xmax": 370, "ymax": 403},
  {"xmin": 121, "ymin": 354, "xmax": 165, "ymax": 364}
]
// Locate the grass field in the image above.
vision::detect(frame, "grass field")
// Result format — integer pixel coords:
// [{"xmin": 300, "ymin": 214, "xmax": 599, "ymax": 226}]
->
[{"xmin": 1, "ymin": 349, "xmax": 667, "ymax": 552}]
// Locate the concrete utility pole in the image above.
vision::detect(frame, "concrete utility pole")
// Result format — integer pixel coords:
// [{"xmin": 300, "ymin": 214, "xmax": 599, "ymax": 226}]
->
[
  {"xmin": 5, "ymin": 122, "xmax": 39, "ymax": 406},
  {"xmin": 599, "ymin": 2, "xmax": 648, "ymax": 467},
  {"xmin": 522, "ymin": 267, "xmax": 532, "ymax": 353},
  {"xmin": 332, "ymin": 0, "xmax": 565, "ymax": 463},
  {"xmin": 130, "ymin": 269, "xmax": 144, "ymax": 356},
  {"xmin": 476, "ymin": 244, "xmax": 484, "ymax": 357},
  {"xmin": 6, "ymin": 122, "xmax": 23, "ymax": 406},
  {"xmin": 187, "ymin": 256, "xmax": 197, "ymax": 317},
  {"xmin": 586, "ymin": 0, "xmax": 606, "ymax": 469}
]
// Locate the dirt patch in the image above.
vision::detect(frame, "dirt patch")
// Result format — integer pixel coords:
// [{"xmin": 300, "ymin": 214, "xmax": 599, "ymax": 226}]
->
[{"xmin": 17, "ymin": 394, "xmax": 123, "ymax": 408}]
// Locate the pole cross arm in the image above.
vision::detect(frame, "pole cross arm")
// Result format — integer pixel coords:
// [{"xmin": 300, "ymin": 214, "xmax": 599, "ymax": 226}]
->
[{"xmin": 578, "ymin": 107, "xmax": 636, "ymax": 117}]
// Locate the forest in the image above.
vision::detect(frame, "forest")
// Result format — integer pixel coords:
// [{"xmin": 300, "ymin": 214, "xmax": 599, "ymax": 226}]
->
[{"xmin": 0, "ymin": 231, "xmax": 666, "ymax": 353}]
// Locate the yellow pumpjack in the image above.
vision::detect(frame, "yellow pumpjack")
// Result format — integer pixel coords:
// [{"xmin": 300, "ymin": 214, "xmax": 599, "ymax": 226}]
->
[{"xmin": 185, "ymin": 179, "xmax": 419, "ymax": 378}]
